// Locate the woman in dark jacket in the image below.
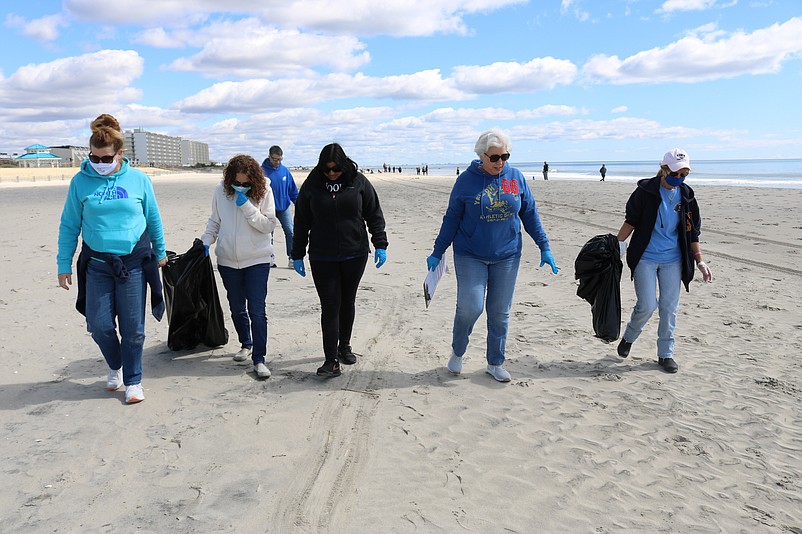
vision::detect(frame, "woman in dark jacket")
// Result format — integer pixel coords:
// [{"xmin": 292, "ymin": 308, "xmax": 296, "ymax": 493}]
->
[
  {"xmin": 616, "ymin": 149, "xmax": 712, "ymax": 373},
  {"xmin": 292, "ymin": 143, "xmax": 388, "ymax": 377}
]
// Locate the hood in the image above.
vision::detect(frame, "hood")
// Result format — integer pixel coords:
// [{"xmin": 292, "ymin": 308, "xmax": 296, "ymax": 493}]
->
[
  {"xmin": 636, "ymin": 175, "xmax": 695, "ymax": 201},
  {"xmin": 80, "ymin": 157, "xmax": 131, "ymax": 180}
]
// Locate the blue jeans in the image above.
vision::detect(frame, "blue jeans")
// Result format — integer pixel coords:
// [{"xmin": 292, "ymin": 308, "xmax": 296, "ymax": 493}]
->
[
  {"xmin": 85, "ymin": 260, "xmax": 147, "ymax": 386},
  {"xmin": 452, "ymin": 253, "xmax": 520, "ymax": 366},
  {"xmin": 218, "ymin": 263, "xmax": 270, "ymax": 364},
  {"xmin": 272, "ymin": 209, "xmax": 294, "ymax": 258},
  {"xmin": 623, "ymin": 259, "xmax": 682, "ymax": 358}
]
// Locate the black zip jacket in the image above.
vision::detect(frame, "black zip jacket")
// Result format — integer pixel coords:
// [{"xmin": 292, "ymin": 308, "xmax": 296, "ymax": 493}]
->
[
  {"xmin": 292, "ymin": 170, "xmax": 388, "ymax": 260},
  {"xmin": 624, "ymin": 176, "xmax": 702, "ymax": 292}
]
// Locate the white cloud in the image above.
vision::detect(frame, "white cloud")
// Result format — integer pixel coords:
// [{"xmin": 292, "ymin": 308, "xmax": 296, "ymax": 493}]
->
[
  {"xmin": 0, "ymin": 50, "xmax": 144, "ymax": 120},
  {"xmin": 5, "ymin": 13, "xmax": 68, "ymax": 41},
  {"xmin": 611, "ymin": 105, "xmax": 628, "ymax": 113},
  {"xmin": 64, "ymin": 0, "xmax": 526, "ymax": 37},
  {"xmin": 657, "ymin": 0, "xmax": 736, "ymax": 14},
  {"xmin": 164, "ymin": 19, "xmax": 370, "ymax": 78},
  {"xmin": 582, "ymin": 17, "xmax": 802, "ymax": 83},
  {"xmin": 135, "ymin": 27, "xmax": 186, "ymax": 48},
  {"xmin": 450, "ymin": 58, "xmax": 578, "ymax": 94}
]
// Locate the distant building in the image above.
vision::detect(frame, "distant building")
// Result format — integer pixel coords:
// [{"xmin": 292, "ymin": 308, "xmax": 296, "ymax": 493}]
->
[
  {"xmin": 49, "ymin": 145, "xmax": 89, "ymax": 167},
  {"xmin": 123, "ymin": 129, "xmax": 210, "ymax": 167},
  {"xmin": 16, "ymin": 144, "xmax": 62, "ymax": 168},
  {"xmin": 181, "ymin": 139, "xmax": 210, "ymax": 166}
]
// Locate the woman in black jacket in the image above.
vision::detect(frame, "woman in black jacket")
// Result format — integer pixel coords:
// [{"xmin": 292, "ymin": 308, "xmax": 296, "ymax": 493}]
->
[
  {"xmin": 616, "ymin": 149, "xmax": 712, "ymax": 373},
  {"xmin": 292, "ymin": 143, "xmax": 388, "ymax": 377}
]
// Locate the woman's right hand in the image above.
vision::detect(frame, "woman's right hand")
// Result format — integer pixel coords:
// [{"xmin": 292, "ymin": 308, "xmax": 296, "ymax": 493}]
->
[
  {"xmin": 58, "ymin": 273, "xmax": 72, "ymax": 290},
  {"xmin": 293, "ymin": 259, "xmax": 306, "ymax": 277}
]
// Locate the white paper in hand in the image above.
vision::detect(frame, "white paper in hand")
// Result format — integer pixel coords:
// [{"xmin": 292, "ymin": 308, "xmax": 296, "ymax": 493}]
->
[{"xmin": 423, "ymin": 257, "xmax": 448, "ymax": 308}]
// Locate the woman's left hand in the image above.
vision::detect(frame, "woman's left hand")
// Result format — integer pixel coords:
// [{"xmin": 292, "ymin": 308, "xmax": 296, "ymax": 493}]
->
[
  {"xmin": 158, "ymin": 256, "xmax": 168, "ymax": 268},
  {"xmin": 539, "ymin": 250, "xmax": 559, "ymax": 274},
  {"xmin": 697, "ymin": 261, "xmax": 712, "ymax": 282},
  {"xmin": 374, "ymin": 248, "xmax": 387, "ymax": 268}
]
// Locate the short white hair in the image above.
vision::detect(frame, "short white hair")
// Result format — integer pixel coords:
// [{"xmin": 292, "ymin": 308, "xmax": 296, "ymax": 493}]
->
[{"xmin": 474, "ymin": 128, "xmax": 511, "ymax": 157}]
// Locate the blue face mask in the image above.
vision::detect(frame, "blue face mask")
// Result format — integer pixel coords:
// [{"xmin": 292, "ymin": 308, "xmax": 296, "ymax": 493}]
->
[
  {"xmin": 231, "ymin": 184, "xmax": 251, "ymax": 193},
  {"xmin": 665, "ymin": 173, "xmax": 685, "ymax": 187}
]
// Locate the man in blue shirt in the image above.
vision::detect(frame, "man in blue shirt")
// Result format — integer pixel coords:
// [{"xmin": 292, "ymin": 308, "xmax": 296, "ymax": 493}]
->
[{"xmin": 261, "ymin": 145, "xmax": 299, "ymax": 268}]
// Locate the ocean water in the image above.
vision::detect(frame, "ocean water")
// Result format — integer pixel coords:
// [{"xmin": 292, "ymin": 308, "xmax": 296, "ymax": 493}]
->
[{"xmin": 415, "ymin": 159, "xmax": 802, "ymax": 189}]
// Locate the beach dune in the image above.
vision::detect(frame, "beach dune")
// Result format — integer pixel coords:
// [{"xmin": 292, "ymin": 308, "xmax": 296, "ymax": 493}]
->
[{"xmin": 1, "ymin": 169, "xmax": 800, "ymax": 532}]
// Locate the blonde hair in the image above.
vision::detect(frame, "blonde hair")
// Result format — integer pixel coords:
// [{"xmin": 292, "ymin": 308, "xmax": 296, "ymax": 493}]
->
[{"xmin": 89, "ymin": 114, "xmax": 124, "ymax": 153}]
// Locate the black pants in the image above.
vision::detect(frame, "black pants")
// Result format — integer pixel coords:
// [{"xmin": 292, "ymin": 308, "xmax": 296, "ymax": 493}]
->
[{"xmin": 310, "ymin": 255, "xmax": 368, "ymax": 362}]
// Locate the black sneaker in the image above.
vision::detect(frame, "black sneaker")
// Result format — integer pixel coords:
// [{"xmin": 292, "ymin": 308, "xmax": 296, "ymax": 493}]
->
[
  {"xmin": 658, "ymin": 357, "xmax": 678, "ymax": 373},
  {"xmin": 338, "ymin": 346, "xmax": 357, "ymax": 365},
  {"xmin": 316, "ymin": 360, "xmax": 341, "ymax": 377},
  {"xmin": 617, "ymin": 338, "xmax": 632, "ymax": 358}
]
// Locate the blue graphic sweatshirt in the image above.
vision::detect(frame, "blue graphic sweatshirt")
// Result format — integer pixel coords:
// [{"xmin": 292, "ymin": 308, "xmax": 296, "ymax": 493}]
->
[
  {"xmin": 261, "ymin": 160, "xmax": 299, "ymax": 212},
  {"xmin": 57, "ymin": 158, "xmax": 166, "ymax": 274},
  {"xmin": 432, "ymin": 160, "xmax": 550, "ymax": 261}
]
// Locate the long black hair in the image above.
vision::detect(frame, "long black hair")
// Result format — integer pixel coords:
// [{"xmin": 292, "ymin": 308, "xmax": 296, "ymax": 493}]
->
[{"xmin": 315, "ymin": 143, "xmax": 358, "ymax": 182}]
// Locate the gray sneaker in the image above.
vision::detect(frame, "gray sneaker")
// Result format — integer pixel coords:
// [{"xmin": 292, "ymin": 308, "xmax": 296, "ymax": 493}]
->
[
  {"xmin": 233, "ymin": 348, "xmax": 252, "ymax": 362},
  {"xmin": 486, "ymin": 364, "xmax": 511, "ymax": 382},
  {"xmin": 447, "ymin": 352, "xmax": 462, "ymax": 374},
  {"xmin": 255, "ymin": 362, "xmax": 271, "ymax": 378}
]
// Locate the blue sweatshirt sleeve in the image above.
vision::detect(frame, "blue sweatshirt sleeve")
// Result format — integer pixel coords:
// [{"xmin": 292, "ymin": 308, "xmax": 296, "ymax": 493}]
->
[
  {"xmin": 288, "ymin": 169, "xmax": 299, "ymax": 204},
  {"xmin": 431, "ymin": 178, "xmax": 466, "ymax": 258},
  {"xmin": 56, "ymin": 177, "xmax": 84, "ymax": 274},
  {"xmin": 141, "ymin": 174, "xmax": 167, "ymax": 260},
  {"xmin": 517, "ymin": 172, "xmax": 550, "ymax": 251}
]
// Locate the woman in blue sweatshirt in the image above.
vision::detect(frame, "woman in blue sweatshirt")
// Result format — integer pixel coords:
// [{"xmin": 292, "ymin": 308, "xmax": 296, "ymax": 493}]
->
[
  {"xmin": 427, "ymin": 128, "xmax": 558, "ymax": 382},
  {"xmin": 57, "ymin": 114, "xmax": 167, "ymax": 404}
]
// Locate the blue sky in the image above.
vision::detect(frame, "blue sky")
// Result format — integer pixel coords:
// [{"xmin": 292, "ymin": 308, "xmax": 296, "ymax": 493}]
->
[{"xmin": 1, "ymin": 0, "xmax": 800, "ymax": 166}]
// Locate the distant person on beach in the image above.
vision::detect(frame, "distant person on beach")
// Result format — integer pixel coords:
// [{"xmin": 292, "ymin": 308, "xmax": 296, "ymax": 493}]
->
[
  {"xmin": 201, "ymin": 155, "xmax": 277, "ymax": 379},
  {"xmin": 427, "ymin": 128, "xmax": 559, "ymax": 383},
  {"xmin": 291, "ymin": 143, "xmax": 388, "ymax": 378},
  {"xmin": 616, "ymin": 148, "xmax": 712, "ymax": 374},
  {"xmin": 543, "ymin": 161, "xmax": 549, "ymax": 180},
  {"xmin": 261, "ymin": 145, "xmax": 298, "ymax": 269},
  {"xmin": 456, "ymin": 167, "xmax": 460, "ymax": 176},
  {"xmin": 56, "ymin": 114, "xmax": 168, "ymax": 404},
  {"xmin": 599, "ymin": 164, "xmax": 607, "ymax": 181}
]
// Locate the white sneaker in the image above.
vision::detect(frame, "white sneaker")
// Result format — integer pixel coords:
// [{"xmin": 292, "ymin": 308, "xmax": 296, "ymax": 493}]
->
[
  {"xmin": 486, "ymin": 364, "xmax": 511, "ymax": 382},
  {"xmin": 106, "ymin": 368, "xmax": 123, "ymax": 391},
  {"xmin": 255, "ymin": 362, "xmax": 271, "ymax": 378},
  {"xmin": 233, "ymin": 348, "xmax": 252, "ymax": 362},
  {"xmin": 447, "ymin": 352, "xmax": 463, "ymax": 374},
  {"xmin": 125, "ymin": 384, "xmax": 145, "ymax": 404}
]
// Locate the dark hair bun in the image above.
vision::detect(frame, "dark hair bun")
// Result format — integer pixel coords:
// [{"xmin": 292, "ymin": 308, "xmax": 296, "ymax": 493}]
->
[{"xmin": 91, "ymin": 114, "xmax": 121, "ymax": 133}]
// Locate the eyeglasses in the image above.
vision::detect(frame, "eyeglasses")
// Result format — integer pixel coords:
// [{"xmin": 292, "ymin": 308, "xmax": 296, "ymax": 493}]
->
[
  {"xmin": 484, "ymin": 153, "xmax": 510, "ymax": 163},
  {"xmin": 234, "ymin": 180, "xmax": 250, "ymax": 186},
  {"xmin": 324, "ymin": 166, "xmax": 342, "ymax": 174},
  {"xmin": 669, "ymin": 170, "xmax": 690, "ymax": 178},
  {"xmin": 270, "ymin": 156, "xmax": 282, "ymax": 161},
  {"xmin": 89, "ymin": 154, "xmax": 116, "ymax": 164}
]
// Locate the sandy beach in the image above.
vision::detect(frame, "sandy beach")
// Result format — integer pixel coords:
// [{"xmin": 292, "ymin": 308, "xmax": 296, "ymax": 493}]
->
[{"xmin": 1, "ymin": 167, "xmax": 801, "ymax": 533}]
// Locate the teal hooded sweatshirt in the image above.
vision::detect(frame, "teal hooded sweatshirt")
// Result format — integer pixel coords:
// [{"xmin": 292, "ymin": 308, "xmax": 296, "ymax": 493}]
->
[{"xmin": 57, "ymin": 158, "xmax": 166, "ymax": 274}]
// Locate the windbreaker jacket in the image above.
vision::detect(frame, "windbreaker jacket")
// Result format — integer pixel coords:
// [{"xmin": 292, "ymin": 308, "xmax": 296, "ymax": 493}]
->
[
  {"xmin": 624, "ymin": 176, "xmax": 702, "ymax": 291},
  {"xmin": 201, "ymin": 183, "xmax": 277, "ymax": 269},
  {"xmin": 432, "ymin": 160, "xmax": 550, "ymax": 261},
  {"xmin": 292, "ymin": 170, "xmax": 387, "ymax": 260},
  {"xmin": 261, "ymin": 160, "xmax": 299, "ymax": 212},
  {"xmin": 57, "ymin": 158, "xmax": 166, "ymax": 274}
]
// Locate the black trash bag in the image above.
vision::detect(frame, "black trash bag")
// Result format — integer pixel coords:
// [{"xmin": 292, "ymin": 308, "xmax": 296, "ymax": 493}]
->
[
  {"xmin": 574, "ymin": 233, "xmax": 622, "ymax": 342},
  {"xmin": 162, "ymin": 238, "xmax": 229, "ymax": 350}
]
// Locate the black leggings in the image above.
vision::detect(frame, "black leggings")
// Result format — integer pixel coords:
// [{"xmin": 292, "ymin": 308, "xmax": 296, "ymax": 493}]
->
[{"xmin": 310, "ymin": 255, "xmax": 368, "ymax": 362}]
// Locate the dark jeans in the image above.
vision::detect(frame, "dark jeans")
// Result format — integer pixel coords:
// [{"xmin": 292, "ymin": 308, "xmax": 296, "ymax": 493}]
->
[
  {"xmin": 218, "ymin": 263, "xmax": 270, "ymax": 364},
  {"xmin": 310, "ymin": 255, "xmax": 368, "ymax": 362}
]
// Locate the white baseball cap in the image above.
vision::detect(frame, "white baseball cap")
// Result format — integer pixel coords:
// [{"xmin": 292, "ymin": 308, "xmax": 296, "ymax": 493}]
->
[{"xmin": 661, "ymin": 148, "xmax": 691, "ymax": 172}]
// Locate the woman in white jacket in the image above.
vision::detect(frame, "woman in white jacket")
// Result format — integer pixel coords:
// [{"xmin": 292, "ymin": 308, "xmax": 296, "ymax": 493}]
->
[{"xmin": 201, "ymin": 155, "xmax": 277, "ymax": 378}]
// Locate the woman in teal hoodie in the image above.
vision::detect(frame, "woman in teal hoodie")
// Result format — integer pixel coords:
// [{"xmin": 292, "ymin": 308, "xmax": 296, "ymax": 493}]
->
[
  {"xmin": 57, "ymin": 114, "xmax": 168, "ymax": 404},
  {"xmin": 427, "ymin": 128, "xmax": 559, "ymax": 382}
]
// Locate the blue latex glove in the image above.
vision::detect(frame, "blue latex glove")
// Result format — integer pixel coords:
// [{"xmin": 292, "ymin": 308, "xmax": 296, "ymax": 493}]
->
[
  {"xmin": 374, "ymin": 248, "xmax": 387, "ymax": 268},
  {"xmin": 235, "ymin": 191, "xmax": 248, "ymax": 206},
  {"xmin": 426, "ymin": 255, "xmax": 440, "ymax": 272},
  {"xmin": 539, "ymin": 249, "xmax": 559, "ymax": 274},
  {"xmin": 293, "ymin": 259, "xmax": 306, "ymax": 277},
  {"xmin": 204, "ymin": 244, "xmax": 210, "ymax": 257}
]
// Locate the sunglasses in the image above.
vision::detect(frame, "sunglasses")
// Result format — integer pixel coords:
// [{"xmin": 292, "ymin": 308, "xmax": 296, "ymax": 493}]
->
[
  {"xmin": 324, "ymin": 166, "xmax": 342, "ymax": 174},
  {"xmin": 484, "ymin": 153, "xmax": 510, "ymax": 163},
  {"xmin": 89, "ymin": 154, "xmax": 116, "ymax": 164},
  {"xmin": 234, "ymin": 180, "xmax": 250, "ymax": 186},
  {"xmin": 669, "ymin": 170, "xmax": 690, "ymax": 178}
]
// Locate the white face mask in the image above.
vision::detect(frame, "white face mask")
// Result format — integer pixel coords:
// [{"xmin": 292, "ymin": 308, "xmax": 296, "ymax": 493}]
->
[{"xmin": 90, "ymin": 160, "xmax": 117, "ymax": 176}]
